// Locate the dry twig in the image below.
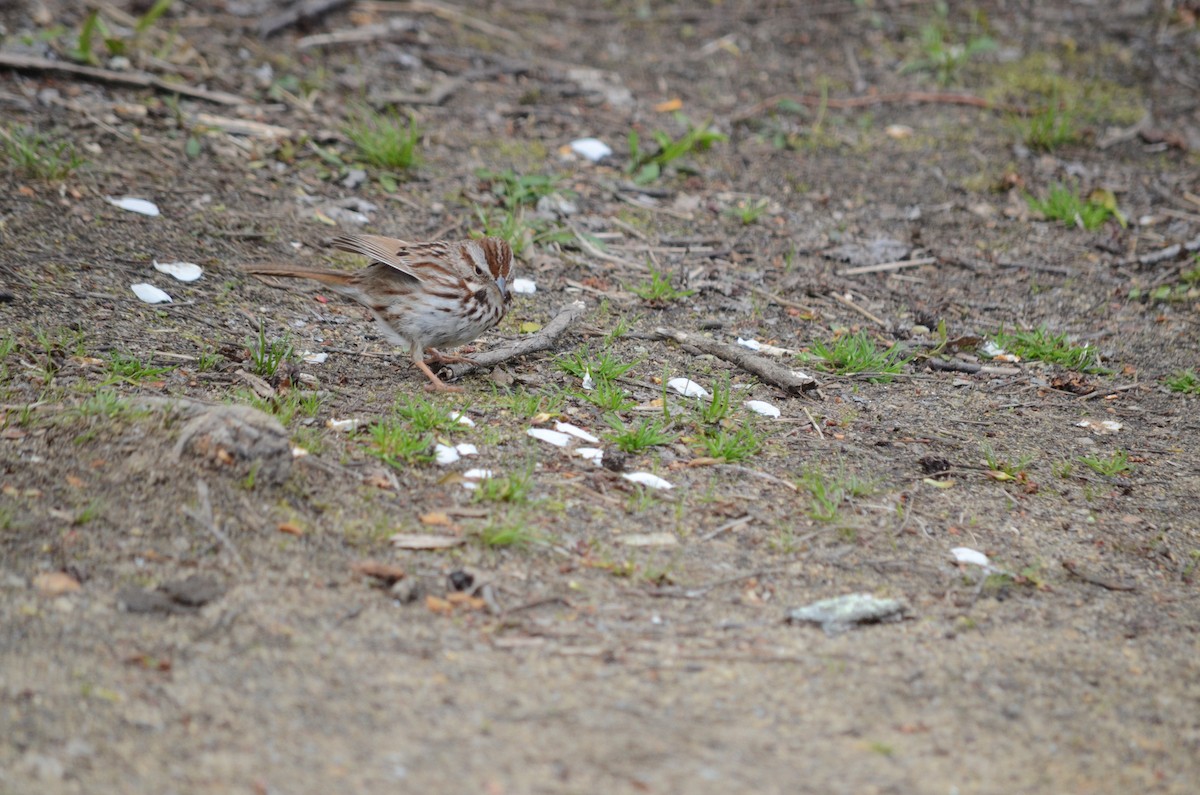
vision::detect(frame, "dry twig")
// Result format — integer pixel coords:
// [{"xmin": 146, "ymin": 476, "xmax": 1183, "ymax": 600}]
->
[
  {"xmin": 439, "ymin": 301, "xmax": 587, "ymax": 381},
  {"xmin": 653, "ymin": 327, "xmax": 819, "ymax": 396},
  {"xmin": 0, "ymin": 53, "xmax": 245, "ymax": 105}
]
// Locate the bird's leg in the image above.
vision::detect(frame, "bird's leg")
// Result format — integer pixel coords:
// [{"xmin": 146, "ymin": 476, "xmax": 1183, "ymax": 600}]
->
[
  {"xmin": 423, "ymin": 347, "xmax": 477, "ymax": 366},
  {"xmin": 412, "ymin": 353, "xmax": 463, "ymax": 393}
]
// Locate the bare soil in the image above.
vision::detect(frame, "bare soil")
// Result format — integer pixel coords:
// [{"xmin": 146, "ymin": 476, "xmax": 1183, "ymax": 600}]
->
[{"xmin": 2, "ymin": 2, "xmax": 1200, "ymax": 793}]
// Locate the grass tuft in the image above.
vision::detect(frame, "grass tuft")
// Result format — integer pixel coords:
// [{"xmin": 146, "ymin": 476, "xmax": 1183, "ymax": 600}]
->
[{"xmin": 802, "ymin": 331, "xmax": 908, "ymax": 382}]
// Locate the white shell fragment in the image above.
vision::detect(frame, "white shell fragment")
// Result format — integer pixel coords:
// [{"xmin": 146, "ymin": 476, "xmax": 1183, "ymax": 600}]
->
[
  {"xmin": 152, "ymin": 260, "xmax": 203, "ymax": 282},
  {"xmin": 980, "ymin": 340, "xmax": 1020, "ymax": 362},
  {"xmin": 1076, "ymin": 418, "xmax": 1122, "ymax": 434},
  {"xmin": 570, "ymin": 137, "xmax": 613, "ymax": 162},
  {"xmin": 108, "ymin": 196, "xmax": 160, "ymax": 216},
  {"xmin": 555, "ymin": 421, "xmax": 599, "ymax": 443},
  {"xmin": 435, "ymin": 442, "xmax": 479, "ymax": 465},
  {"xmin": 668, "ymin": 378, "xmax": 710, "ymax": 398},
  {"xmin": 576, "ymin": 447, "xmax": 604, "ymax": 465},
  {"xmin": 460, "ymin": 468, "xmax": 494, "ymax": 490},
  {"xmin": 622, "ymin": 472, "xmax": 673, "ymax": 490},
  {"xmin": 743, "ymin": 400, "xmax": 781, "ymax": 418},
  {"xmin": 511, "ymin": 277, "xmax": 537, "ymax": 295},
  {"xmin": 302, "ymin": 351, "xmax": 328, "ymax": 364},
  {"xmin": 950, "ymin": 547, "xmax": 991, "ymax": 568},
  {"xmin": 326, "ymin": 418, "xmax": 360, "ymax": 432},
  {"xmin": 528, "ymin": 427, "xmax": 573, "ymax": 447},
  {"xmin": 787, "ymin": 593, "xmax": 907, "ymax": 635},
  {"xmin": 737, "ymin": 338, "xmax": 794, "ymax": 357},
  {"xmin": 449, "ymin": 411, "xmax": 475, "ymax": 428},
  {"xmin": 130, "ymin": 283, "xmax": 172, "ymax": 304},
  {"xmin": 581, "ymin": 368, "xmax": 595, "ymax": 391}
]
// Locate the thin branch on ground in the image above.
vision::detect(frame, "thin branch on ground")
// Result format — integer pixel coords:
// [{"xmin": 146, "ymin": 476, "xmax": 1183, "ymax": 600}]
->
[
  {"xmin": 439, "ymin": 300, "xmax": 587, "ymax": 381},
  {"xmin": 0, "ymin": 53, "xmax": 245, "ymax": 105},
  {"xmin": 653, "ymin": 327, "xmax": 819, "ymax": 396}
]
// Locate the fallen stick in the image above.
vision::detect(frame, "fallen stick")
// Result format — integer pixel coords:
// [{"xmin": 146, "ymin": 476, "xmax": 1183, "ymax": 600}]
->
[
  {"xmin": 259, "ymin": 0, "xmax": 353, "ymax": 38},
  {"xmin": 439, "ymin": 300, "xmax": 587, "ymax": 381},
  {"xmin": 0, "ymin": 53, "xmax": 245, "ymax": 105},
  {"xmin": 653, "ymin": 327, "xmax": 819, "ymax": 396},
  {"xmin": 839, "ymin": 256, "xmax": 938, "ymax": 276}
]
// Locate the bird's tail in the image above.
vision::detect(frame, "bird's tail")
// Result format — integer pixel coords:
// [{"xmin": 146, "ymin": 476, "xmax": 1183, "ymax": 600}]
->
[{"xmin": 243, "ymin": 264, "xmax": 355, "ymax": 289}]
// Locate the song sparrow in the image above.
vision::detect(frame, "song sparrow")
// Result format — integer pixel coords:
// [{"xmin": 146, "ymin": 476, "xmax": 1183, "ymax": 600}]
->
[{"xmin": 246, "ymin": 234, "xmax": 513, "ymax": 391}]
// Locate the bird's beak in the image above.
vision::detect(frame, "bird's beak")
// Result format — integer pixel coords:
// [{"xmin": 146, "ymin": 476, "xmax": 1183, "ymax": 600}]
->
[{"xmin": 496, "ymin": 275, "xmax": 509, "ymax": 300}]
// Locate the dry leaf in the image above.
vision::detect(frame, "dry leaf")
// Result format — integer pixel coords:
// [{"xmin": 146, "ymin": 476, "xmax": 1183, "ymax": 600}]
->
[
  {"xmin": 419, "ymin": 512, "xmax": 453, "ymax": 526},
  {"xmin": 425, "ymin": 595, "xmax": 454, "ymax": 615},
  {"xmin": 277, "ymin": 522, "xmax": 304, "ymax": 536},
  {"xmin": 351, "ymin": 560, "xmax": 405, "ymax": 583},
  {"xmin": 33, "ymin": 572, "xmax": 82, "ymax": 597},
  {"xmin": 654, "ymin": 97, "xmax": 683, "ymax": 112}
]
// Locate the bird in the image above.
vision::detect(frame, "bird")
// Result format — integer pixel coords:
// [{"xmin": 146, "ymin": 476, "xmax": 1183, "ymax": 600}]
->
[{"xmin": 245, "ymin": 234, "xmax": 513, "ymax": 391}]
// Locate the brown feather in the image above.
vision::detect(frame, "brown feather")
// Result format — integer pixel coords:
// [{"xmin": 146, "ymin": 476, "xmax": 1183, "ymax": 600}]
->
[{"xmin": 243, "ymin": 264, "xmax": 355, "ymax": 288}]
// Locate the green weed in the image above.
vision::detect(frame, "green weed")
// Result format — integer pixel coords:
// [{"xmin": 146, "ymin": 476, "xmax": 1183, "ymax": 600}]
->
[
  {"xmin": 343, "ymin": 106, "xmax": 421, "ymax": 172},
  {"xmin": 1026, "ymin": 184, "xmax": 1122, "ymax": 230},
  {"xmin": 473, "ymin": 469, "xmax": 533, "ymax": 504},
  {"xmin": 195, "ymin": 349, "xmax": 223, "ymax": 372},
  {"xmin": 71, "ymin": 390, "xmax": 141, "ymax": 420},
  {"xmin": 901, "ymin": 4, "xmax": 995, "ymax": 85},
  {"xmin": 368, "ymin": 420, "xmax": 433, "ymax": 466},
  {"xmin": 694, "ymin": 376, "xmax": 733, "ymax": 425},
  {"xmin": 392, "ymin": 393, "xmax": 462, "ymax": 434},
  {"xmin": 699, "ymin": 424, "xmax": 762, "ymax": 463},
  {"xmin": 797, "ymin": 465, "xmax": 872, "ymax": 523},
  {"xmin": 104, "ymin": 352, "xmax": 174, "ymax": 385},
  {"xmin": 247, "ymin": 327, "xmax": 295, "ymax": 378},
  {"xmin": 802, "ymin": 331, "xmax": 908, "ymax": 382},
  {"xmin": 0, "ymin": 126, "xmax": 86, "ymax": 181},
  {"xmin": 1165, "ymin": 369, "xmax": 1200, "ymax": 395},
  {"xmin": 982, "ymin": 443, "xmax": 1034, "ymax": 480},
  {"xmin": 629, "ymin": 265, "xmax": 695, "ymax": 303},
  {"xmin": 476, "ymin": 168, "xmax": 567, "ymax": 209},
  {"xmin": 556, "ymin": 347, "xmax": 638, "ymax": 383},
  {"xmin": 1130, "ymin": 263, "xmax": 1200, "ymax": 304},
  {"xmin": 1016, "ymin": 99, "xmax": 1081, "ymax": 151},
  {"xmin": 605, "ymin": 416, "xmax": 677, "ymax": 454},
  {"xmin": 990, "ymin": 326, "xmax": 1107, "ymax": 373},
  {"xmin": 475, "ymin": 520, "xmax": 543, "ymax": 548},
  {"xmin": 725, "ymin": 198, "xmax": 770, "ymax": 225},
  {"xmin": 627, "ymin": 116, "xmax": 727, "ymax": 184},
  {"xmin": 70, "ymin": 0, "xmax": 175, "ymax": 65},
  {"xmin": 1078, "ymin": 449, "xmax": 1133, "ymax": 477},
  {"xmin": 581, "ymin": 380, "xmax": 635, "ymax": 412}
]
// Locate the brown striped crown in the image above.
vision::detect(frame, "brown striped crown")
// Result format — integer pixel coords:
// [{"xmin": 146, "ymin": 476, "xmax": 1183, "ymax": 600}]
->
[{"xmin": 476, "ymin": 237, "xmax": 513, "ymax": 282}]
